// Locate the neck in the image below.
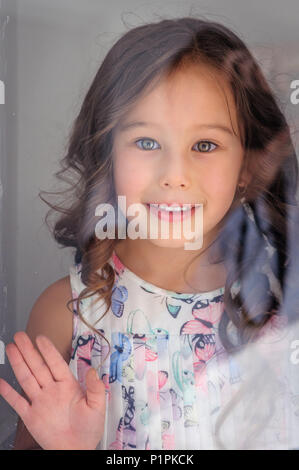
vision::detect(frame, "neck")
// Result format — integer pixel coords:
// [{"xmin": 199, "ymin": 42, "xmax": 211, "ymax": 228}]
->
[{"xmin": 114, "ymin": 228, "xmax": 226, "ymax": 293}]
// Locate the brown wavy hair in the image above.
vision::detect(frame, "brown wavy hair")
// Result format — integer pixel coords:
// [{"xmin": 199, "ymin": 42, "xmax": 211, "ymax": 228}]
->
[{"xmin": 39, "ymin": 16, "xmax": 299, "ymax": 445}]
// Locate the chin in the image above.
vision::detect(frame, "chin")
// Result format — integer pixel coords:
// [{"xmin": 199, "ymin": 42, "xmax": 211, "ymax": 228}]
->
[{"xmin": 146, "ymin": 237, "xmax": 199, "ymax": 250}]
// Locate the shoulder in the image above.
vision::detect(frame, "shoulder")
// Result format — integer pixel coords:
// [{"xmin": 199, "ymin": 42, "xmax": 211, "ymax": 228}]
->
[{"xmin": 26, "ymin": 274, "xmax": 74, "ymax": 364}]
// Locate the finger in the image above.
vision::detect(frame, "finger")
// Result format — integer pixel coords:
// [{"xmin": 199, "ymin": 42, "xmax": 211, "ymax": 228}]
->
[
  {"xmin": 85, "ymin": 368, "xmax": 106, "ymax": 410},
  {"xmin": 0, "ymin": 377, "xmax": 30, "ymax": 420},
  {"xmin": 13, "ymin": 332, "xmax": 54, "ymax": 388},
  {"xmin": 5, "ymin": 343, "xmax": 41, "ymax": 402},
  {"xmin": 35, "ymin": 334, "xmax": 74, "ymax": 382}
]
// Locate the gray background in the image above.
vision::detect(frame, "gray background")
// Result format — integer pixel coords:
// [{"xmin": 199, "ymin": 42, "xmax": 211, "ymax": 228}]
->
[{"xmin": 0, "ymin": 0, "xmax": 299, "ymax": 449}]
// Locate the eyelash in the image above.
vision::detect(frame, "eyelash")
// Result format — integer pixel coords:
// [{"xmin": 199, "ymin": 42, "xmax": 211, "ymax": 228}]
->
[{"xmin": 134, "ymin": 138, "xmax": 218, "ymax": 153}]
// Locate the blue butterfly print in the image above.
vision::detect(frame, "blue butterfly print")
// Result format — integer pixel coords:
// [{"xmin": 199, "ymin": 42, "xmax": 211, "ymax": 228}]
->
[
  {"xmin": 116, "ymin": 416, "xmax": 136, "ymax": 449},
  {"xmin": 212, "ymin": 293, "xmax": 224, "ymax": 303},
  {"xmin": 122, "ymin": 384, "xmax": 135, "ymax": 426},
  {"xmin": 109, "ymin": 333, "xmax": 132, "ymax": 383},
  {"xmin": 166, "ymin": 295, "xmax": 198, "ymax": 319},
  {"xmin": 111, "ymin": 283, "xmax": 128, "ymax": 318},
  {"xmin": 90, "ymin": 329, "xmax": 107, "ymax": 361},
  {"xmin": 166, "ymin": 299, "xmax": 181, "ymax": 319},
  {"xmin": 71, "ymin": 334, "xmax": 94, "ymax": 361},
  {"xmin": 140, "ymin": 285, "xmax": 196, "ymax": 319}
]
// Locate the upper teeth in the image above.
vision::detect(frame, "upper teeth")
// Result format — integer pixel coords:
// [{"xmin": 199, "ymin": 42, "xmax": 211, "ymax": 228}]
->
[{"xmin": 150, "ymin": 204, "xmax": 193, "ymax": 212}]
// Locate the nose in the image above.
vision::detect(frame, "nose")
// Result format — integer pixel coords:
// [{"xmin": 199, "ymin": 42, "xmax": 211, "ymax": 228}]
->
[{"xmin": 159, "ymin": 152, "xmax": 192, "ymax": 190}]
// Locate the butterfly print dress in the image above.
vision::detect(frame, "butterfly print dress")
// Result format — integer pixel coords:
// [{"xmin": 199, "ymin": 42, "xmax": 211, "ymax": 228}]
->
[{"xmin": 68, "ymin": 250, "xmax": 299, "ymax": 450}]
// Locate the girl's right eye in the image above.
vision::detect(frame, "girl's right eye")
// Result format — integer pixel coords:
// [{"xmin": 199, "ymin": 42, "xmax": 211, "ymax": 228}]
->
[{"xmin": 135, "ymin": 138, "xmax": 160, "ymax": 151}]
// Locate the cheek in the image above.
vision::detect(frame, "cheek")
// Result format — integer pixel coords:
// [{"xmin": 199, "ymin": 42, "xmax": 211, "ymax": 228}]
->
[
  {"xmin": 202, "ymin": 158, "xmax": 240, "ymax": 201},
  {"xmin": 205, "ymin": 174, "xmax": 238, "ymax": 200},
  {"xmin": 113, "ymin": 152, "xmax": 150, "ymax": 200},
  {"xmin": 201, "ymin": 163, "xmax": 240, "ymax": 227}
]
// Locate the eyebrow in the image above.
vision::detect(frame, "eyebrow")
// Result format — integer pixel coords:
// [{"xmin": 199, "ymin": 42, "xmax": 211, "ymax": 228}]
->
[{"xmin": 118, "ymin": 120, "xmax": 234, "ymax": 136}]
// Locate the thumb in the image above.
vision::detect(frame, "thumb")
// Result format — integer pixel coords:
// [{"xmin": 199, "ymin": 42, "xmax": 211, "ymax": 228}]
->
[{"xmin": 85, "ymin": 368, "xmax": 106, "ymax": 410}]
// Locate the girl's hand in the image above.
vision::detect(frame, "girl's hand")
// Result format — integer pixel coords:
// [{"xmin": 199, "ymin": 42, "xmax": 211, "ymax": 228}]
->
[{"xmin": 0, "ymin": 331, "xmax": 106, "ymax": 450}]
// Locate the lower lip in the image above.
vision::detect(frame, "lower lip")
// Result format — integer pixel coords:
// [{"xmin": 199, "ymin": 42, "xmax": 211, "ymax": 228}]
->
[{"xmin": 145, "ymin": 204, "xmax": 196, "ymax": 222}]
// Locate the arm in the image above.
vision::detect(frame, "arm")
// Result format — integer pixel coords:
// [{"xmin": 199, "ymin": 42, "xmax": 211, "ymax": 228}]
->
[{"xmin": 12, "ymin": 275, "xmax": 73, "ymax": 450}]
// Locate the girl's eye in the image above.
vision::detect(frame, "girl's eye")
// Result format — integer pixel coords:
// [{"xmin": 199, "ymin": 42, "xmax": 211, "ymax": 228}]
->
[
  {"xmin": 135, "ymin": 138, "xmax": 160, "ymax": 151},
  {"xmin": 194, "ymin": 141, "xmax": 218, "ymax": 153},
  {"xmin": 134, "ymin": 138, "xmax": 218, "ymax": 153}
]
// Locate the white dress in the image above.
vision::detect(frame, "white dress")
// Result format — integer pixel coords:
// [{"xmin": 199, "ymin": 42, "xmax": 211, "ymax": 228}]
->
[{"xmin": 68, "ymin": 250, "xmax": 299, "ymax": 450}]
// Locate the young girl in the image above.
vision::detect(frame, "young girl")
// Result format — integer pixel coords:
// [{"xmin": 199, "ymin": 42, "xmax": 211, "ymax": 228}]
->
[{"xmin": 1, "ymin": 16, "xmax": 299, "ymax": 451}]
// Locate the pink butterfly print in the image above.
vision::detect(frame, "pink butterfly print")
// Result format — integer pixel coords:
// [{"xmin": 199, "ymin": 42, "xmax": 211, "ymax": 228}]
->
[
  {"xmin": 147, "ymin": 370, "xmax": 160, "ymax": 411},
  {"xmin": 145, "ymin": 435, "xmax": 150, "ymax": 450},
  {"xmin": 194, "ymin": 340, "xmax": 215, "ymax": 362},
  {"xmin": 162, "ymin": 433, "xmax": 175, "ymax": 450},
  {"xmin": 145, "ymin": 348, "xmax": 158, "ymax": 361},
  {"xmin": 109, "ymin": 427, "xmax": 123, "ymax": 450},
  {"xmin": 133, "ymin": 336, "xmax": 147, "ymax": 380},
  {"xmin": 133, "ymin": 335, "xmax": 157, "ymax": 381},
  {"xmin": 101, "ymin": 373, "xmax": 111, "ymax": 401},
  {"xmin": 91, "ymin": 332, "xmax": 109, "ymax": 363},
  {"xmin": 180, "ymin": 319, "xmax": 211, "ymax": 335},
  {"xmin": 193, "ymin": 361, "xmax": 208, "ymax": 393},
  {"xmin": 112, "ymin": 252, "xmax": 125, "ymax": 275},
  {"xmin": 77, "ymin": 361, "xmax": 91, "ymax": 393},
  {"xmin": 76, "ymin": 334, "xmax": 95, "ymax": 392},
  {"xmin": 158, "ymin": 370, "xmax": 168, "ymax": 389},
  {"xmin": 192, "ymin": 299, "xmax": 224, "ymax": 325},
  {"xmin": 144, "ymin": 334, "xmax": 159, "ymax": 362},
  {"xmin": 109, "ymin": 418, "xmax": 136, "ymax": 450}
]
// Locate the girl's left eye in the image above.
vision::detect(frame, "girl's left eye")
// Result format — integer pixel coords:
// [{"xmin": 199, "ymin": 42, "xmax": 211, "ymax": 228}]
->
[
  {"xmin": 134, "ymin": 138, "xmax": 218, "ymax": 152},
  {"xmin": 194, "ymin": 141, "xmax": 218, "ymax": 153}
]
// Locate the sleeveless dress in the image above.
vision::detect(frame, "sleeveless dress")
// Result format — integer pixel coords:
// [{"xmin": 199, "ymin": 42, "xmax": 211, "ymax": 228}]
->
[{"xmin": 68, "ymin": 250, "xmax": 299, "ymax": 450}]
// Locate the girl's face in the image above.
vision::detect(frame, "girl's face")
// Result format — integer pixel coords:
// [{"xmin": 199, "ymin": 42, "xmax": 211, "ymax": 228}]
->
[{"xmin": 112, "ymin": 63, "xmax": 246, "ymax": 249}]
